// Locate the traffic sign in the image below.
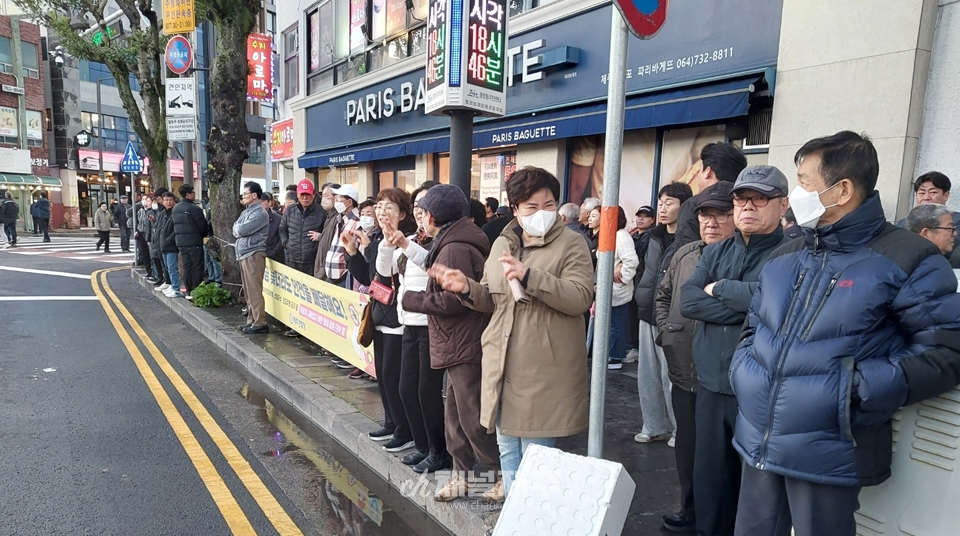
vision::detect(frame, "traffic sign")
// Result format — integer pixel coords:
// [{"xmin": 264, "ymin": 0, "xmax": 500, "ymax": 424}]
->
[
  {"xmin": 166, "ymin": 116, "xmax": 197, "ymax": 141},
  {"xmin": 612, "ymin": 0, "xmax": 668, "ymax": 39},
  {"xmin": 120, "ymin": 141, "xmax": 143, "ymax": 173},
  {"xmin": 165, "ymin": 35, "xmax": 193, "ymax": 75},
  {"xmin": 165, "ymin": 76, "xmax": 196, "ymax": 117}
]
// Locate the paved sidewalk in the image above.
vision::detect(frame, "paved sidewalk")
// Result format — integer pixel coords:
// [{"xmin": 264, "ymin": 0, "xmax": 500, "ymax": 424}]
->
[{"xmin": 132, "ymin": 269, "xmax": 682, "ymax": 536}]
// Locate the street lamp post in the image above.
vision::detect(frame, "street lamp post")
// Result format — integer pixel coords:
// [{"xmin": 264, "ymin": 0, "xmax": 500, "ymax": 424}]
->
[{"xmin": 96, "ymin": 78, "xmax": 107, "ymax": 202}]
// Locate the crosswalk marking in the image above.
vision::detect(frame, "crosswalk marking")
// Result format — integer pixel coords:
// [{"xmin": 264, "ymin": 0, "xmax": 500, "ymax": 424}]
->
[{"xmin": 2, "ymin": 236, "xmax": 137, "ymax": 264}]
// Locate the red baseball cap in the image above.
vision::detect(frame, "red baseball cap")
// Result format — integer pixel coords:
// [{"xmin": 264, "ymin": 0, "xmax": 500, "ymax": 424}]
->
[{"xmin": 297, "ymin": 179, "xmax": 315, "ymax": 195}]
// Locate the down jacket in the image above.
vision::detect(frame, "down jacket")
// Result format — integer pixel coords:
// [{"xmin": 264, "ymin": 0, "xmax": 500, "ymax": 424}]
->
[
  {"xmin": 377, "ymin": 233, "xmax": 430, "ymax": 327},
  {"xmin": 462, "ymin": 217, "xmax": 595, "ymax": 437},
  {"xmin": 731, "ymin": 194, "xmax": 960, "ymax": 487},
  {"xmin": 633, "ymin": 224, "xmax": 672, "ymax": 323},
  {"xmin": 611, "ymin": 228, "xmax": 639, "ymax": 307},
  {"xmin": 171, "ymin": 198, "xmax": 208, "ymax": 247},
  {"xmin": 280, "ymin": 202, "xmax": 326, "ymax": 264},
  {"xmin": 403, "ymin": 217, "xmax": 491, "ymax": 369}
]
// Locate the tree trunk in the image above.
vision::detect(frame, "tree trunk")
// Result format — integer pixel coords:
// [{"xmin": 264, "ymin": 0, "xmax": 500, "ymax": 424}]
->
[{"xmin": 207, "ymin": 19, "xmax": 251, "ymax": 297}]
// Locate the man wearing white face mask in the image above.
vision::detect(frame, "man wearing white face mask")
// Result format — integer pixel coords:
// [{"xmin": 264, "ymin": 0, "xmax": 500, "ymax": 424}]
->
[
  {"xmin": 319, "ymin": 183, "xmax": 361, "ymax": 289},
  {"xmin": 730, "ymin": 132, "xmax": 960, "ymax": 536}
]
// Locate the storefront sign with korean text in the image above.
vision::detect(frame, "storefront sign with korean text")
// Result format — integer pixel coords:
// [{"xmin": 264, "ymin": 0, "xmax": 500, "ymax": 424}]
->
[
  {"xmin": 162, "ymin": 0, "xmax": 196, "ymax": 35},
  {"xmin": 425, "ymin": 0, "xmax": 507, "ymax": 116},
  {"xmin": 270, "ymin": 118, "xmax": 295, "ymax": 161},
  {"xmin": 246, "ymin": 33, "xmax": 273, "ymax": 102}
]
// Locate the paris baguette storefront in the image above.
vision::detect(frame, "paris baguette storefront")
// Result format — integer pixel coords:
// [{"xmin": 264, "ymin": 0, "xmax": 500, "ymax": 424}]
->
[{"xmin": 291, "ymin": 0, "xmax": 784, "ymax": 212}]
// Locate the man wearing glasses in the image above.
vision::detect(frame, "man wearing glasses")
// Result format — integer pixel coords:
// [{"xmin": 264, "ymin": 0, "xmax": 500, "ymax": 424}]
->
[
  {"xmin": 905, "ymin": 203, "xmax": 960, "ymax": 268},
  {"xmin": 680, "ymin": 165, "xmax": 790, "ymax": 536},
  {"xmin": 233, "ymin": 182, "xmax": 270, "ymax": 334}
]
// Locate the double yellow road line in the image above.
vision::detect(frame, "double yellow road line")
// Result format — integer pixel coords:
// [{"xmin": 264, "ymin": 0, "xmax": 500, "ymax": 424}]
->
[{"xmin": 92, "ymin": 268, "xmax": 303, "ymax": 536}]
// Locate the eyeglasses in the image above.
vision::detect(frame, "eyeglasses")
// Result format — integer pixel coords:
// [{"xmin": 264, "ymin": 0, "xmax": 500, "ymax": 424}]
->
[
  {"xmin": 697, "ymin": 212, "xmax": 734, "ymax": 224},
  {"xmin": 928, "ymin": 226, "xmax": 957, "ymax": 233},
  {"xmin": 239, "ymin": 192, "xmax": 250, "ymax": 199},
  {"xmin": 732, "ymin": 195, "xmax": 781, "ymax": 207}
]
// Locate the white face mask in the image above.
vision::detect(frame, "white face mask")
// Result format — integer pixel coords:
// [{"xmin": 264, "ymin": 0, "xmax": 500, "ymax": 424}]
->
[
  {"xmin": 334, "ymin": 201, "xmax": 347, "ymax": 214},
  {"xmin": 520, "ymin": 210, "xmax": 557, "ymax": 237},
  {"xmin": 151, "ymin": 203, "xmax": 158, "ymax": 210},
  {"xmin": 788, "ymin": 183, "xmax": 839, "ymax": 229},
  {"xmin": 321, "ymin": 197, "xmax": 334, "ymax": 211},
  {"xmin": 359, "ymin": 216, "xmax": 376, "ymax": 230}
]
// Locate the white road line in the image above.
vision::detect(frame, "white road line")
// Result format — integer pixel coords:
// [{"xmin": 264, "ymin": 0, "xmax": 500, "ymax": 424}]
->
[
  {"xmin": 0, "ymin": 265, "xmax": 91, "ymax": 280},
  {"xmin": 0, "ymin": 296, "xmax": 99, "ymax": 301},
  {"xmin": 16, "ymin": 245, "xmax": 96, "ymax": 252},
  {"xmin": 5, "ymin": 250, "xmax": 50, "ymax": 255}
]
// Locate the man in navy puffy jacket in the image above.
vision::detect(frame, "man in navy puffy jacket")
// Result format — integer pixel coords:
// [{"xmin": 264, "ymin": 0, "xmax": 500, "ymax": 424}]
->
[{"xmin": 730, "ymin": 131, "xmax": 960, "ymax": 536}]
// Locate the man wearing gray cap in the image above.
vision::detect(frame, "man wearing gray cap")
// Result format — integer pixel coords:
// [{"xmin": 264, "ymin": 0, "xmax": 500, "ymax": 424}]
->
[{"xmin": 680, "ymin": 165, "xmax": 790, "ymax": 536}]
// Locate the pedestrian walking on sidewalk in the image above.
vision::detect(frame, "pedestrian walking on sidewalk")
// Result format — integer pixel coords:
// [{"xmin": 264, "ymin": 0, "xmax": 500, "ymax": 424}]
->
[
  {"xmin": 429, "ymin": 167, "xmax": 595, "ymax": 498},
  {"xmin": 94, "ymin": 202, "xmax": 113, "ymax": 253},
  {"xmin": 394, "ymin": 185, "xmax": 503, "ymax": 500},
  {"xmin": 680, "ymin": 165, "xmax": 790, "ymax": 536},
  {"xmin": 234, "ymin": 182, "xmax": 270, "ymax": 334},
  {"xmin": 114, "ymin": 195, "xmax": 132, "ymax": 252},
  {"xmin": 654, "ymin": 181, "xmax": 736, "ymax": 533},
  {"xmin": 1, "ymin": 189, "xmax": 19, "ymax": 247},
  {"xmin": 172, "ymin": 184, "xmax": 208, "ymax": 300},
  {"xmin": 377, "ymin": 184, "xmax": 449, "ymax": 476},
  {"xmin": 30, "ymin": 199, "xmax": 38, "ymax": 234},
  {"xmin": 35, "ymin": 191, "xmax": 50, "ymax": 242},
  {"xmin": 731, "ymin": 133, "xmax": 960, "ymax": 536}
]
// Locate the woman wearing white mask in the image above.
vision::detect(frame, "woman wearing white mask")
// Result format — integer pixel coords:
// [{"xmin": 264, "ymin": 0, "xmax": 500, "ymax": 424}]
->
[{"xmin": 427, "ymin": 167, "xmax": 595, "ymax": 498}]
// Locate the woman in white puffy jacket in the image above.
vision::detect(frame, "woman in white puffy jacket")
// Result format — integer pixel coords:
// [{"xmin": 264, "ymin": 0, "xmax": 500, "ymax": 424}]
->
[
  {"xmin": 594, "ymin": 205, "xmax": 639, "ymax": 371},
  {"xmin": 376, "ymin": 184, "xmax": 450, "ymax": 472}
]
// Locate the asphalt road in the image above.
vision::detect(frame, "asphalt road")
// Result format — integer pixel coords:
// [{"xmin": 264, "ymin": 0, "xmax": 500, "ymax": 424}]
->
[{"xmin": 0, "ymin": 239, "xmax": 446, "ymax": 536}]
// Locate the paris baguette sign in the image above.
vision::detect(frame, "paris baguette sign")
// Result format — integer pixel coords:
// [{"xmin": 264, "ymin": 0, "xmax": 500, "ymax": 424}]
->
[{"xmin": 424, "ymin": 0, "xmax": 508, "ymax": 116}]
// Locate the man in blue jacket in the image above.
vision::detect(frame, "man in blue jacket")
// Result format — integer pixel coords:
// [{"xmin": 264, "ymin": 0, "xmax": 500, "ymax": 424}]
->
[
  {"xmin": 730, "ymin": 131, "xmax": 960, "ymax": 536},
  {"xmin": 680, "ymin": 165, "xmax": 790, "ymax": 536}
]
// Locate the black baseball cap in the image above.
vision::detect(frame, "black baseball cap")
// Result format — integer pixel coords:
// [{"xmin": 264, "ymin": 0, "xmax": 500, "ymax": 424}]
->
[
  {"xmin": 635, "ymin": 205, "xmax": 654, "ymax": 216},
  {"xmin": 696, "ymin": 182, "xmax": 735, "ymax": 212}
]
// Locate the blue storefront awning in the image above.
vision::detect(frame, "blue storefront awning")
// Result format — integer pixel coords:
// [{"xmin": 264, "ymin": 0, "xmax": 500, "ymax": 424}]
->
[{"xmin": 299, "ymin": 76, "xmax": 757, "ymax": 169}]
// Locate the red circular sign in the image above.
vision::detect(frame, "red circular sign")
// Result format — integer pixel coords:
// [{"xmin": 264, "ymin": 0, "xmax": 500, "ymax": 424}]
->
[{"xmin": 165, "ymin": 36, "xmax": 193, "ymax": 75}]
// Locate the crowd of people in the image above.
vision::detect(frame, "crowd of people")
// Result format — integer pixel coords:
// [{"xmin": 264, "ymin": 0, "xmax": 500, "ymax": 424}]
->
[{"xmin": 128, "ymin": 131, "xmax": 960, "ymax": 535}]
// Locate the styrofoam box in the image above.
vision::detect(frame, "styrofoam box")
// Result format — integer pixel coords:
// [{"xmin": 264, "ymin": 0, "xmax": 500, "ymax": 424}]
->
[{"xmin": 493, "ymin": 445, "xmax": 636, "ymax": 536}]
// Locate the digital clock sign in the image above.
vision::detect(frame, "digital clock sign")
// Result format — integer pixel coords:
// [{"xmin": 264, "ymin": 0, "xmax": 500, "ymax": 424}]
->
[
  {"xmin": 467, "ymin": 0, "xmax": 506, "ymax": 92},
  {"xmin": 425, "ymin": 0, "xmax": 507, "ymax": 116}
]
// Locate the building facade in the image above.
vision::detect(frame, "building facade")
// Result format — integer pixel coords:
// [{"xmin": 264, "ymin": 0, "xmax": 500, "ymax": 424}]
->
[{"xmin": 0, "ymin": 16, "xmax": 59, "ymax": 230}]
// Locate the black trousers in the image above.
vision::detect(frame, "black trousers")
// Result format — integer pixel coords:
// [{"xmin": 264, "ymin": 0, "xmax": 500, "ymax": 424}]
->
[
  {"xmin": 151, "ymin": 254, "xmax": 168, "ymax": 285},
  {"xmin": 373, "ymin": 330, "xmax": 410, "ymax": 441},
  {"xmin": 287, "ymin": 260, "xmax": 313, "ymax": 275},
  {"xmin": 137, "ymin": 237, "xmax": 151, "ymax": 273},
  {"xmin": 37, "ymin": 218, "xmax": 49, "ymax": 241},
  {"xmin": 119, "ymin": 224, "xmax": 131, "ymax": 251},
  {"xmin": 734, "ymin": 463, "xmax": 859, "ymax": 536},
  {"xmin": 672, "ymin": 386, "xmax": 697, "ymax": 518},
  {"xmin": 694, "ymin": 388, "xmax": 741, "ymax": 536},
  {"xmin": 179, "ymin": 245, "xmax": 205, "ymax": 292},
  {"xmin": 399, "ymin": 325, "xmax": 447, "ymax": 456},
  {"xmin": 96, "ymin": 231, "xmax": 111, "ymax": 251}
]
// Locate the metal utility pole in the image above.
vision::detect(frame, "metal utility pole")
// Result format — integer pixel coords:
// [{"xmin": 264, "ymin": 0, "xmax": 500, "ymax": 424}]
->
[
  {"xmin": 183, "ymin": 140, "xmax": 193, "ymax": 186},
  {"xmin": 587, "ymin": 10, "xmax": 629, "ymax": 460},
  {"xmin": 96, "ymin": 78, "xmax": 106, "ymax": 201},
  {"xmin": 448, "ymin": 110, "xmax": 474, "ymax": 199}
]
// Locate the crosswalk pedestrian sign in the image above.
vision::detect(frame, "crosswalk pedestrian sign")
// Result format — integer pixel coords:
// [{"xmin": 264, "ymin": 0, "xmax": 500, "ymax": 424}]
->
[{"xmin": 120, "ymin": 141, "xmax": 143, "ymax": 173}]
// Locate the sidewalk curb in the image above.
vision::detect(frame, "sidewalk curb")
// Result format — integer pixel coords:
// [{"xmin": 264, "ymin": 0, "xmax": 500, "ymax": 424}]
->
[{"xmin": 130, "ymin": 269, "xmax": 499, "ymax": 536}]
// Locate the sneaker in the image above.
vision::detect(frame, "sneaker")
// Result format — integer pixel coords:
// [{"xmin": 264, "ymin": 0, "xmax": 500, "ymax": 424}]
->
[
  {"xmin": 158, "ymin": 283, "xmax": 171, "ymax": 291},
  {"xmin": 284, "ymin": 329, "xmax": 300, "ymax": 338},
  {"xmin": 332, "ymin": 359, "xmax": 354, "ymax": 370},
  {"xmin": 624, "ymin": 348, "xmax": 639, "ymax": 363},
  {"xmin": 401, "ymin": 451, "xmax": 428, "ymax": 466},
  {"xmin": 481, "ymin": 477, "xmax": 505, "ymax": 504},
  {"xmin": 163, "ymin": 289, "xmax": 177, "ymax": 297},
  {"xmin": 240, "ymin": 324, "xmax": 269, "ymax": 334},
  {"xmin": 668, "ymin": 436, "xmax": 676, "ymax": 448},
  {"xmin": 145, "ymin": 277, "xmax": 159, "ymax": 284},
  {"xmin": 434, "ymin": 474, "xmax": 469, "ymax": 502},
  {"xmin": 412, "ymin": 453, "xmax": 452, "ymax": 474},
  {"xmin": 382, "ymin": 437, "xmax": 415, "ymax": 453},
  {"xmin": 608, "ymin": 360, "xmax": 623, "ymax": 370},
  {"xmin": 368, "ymin": 427, "xmax": 394, "ymax": 442},
  {"xmin": 634, "ymin": 432, "xmax": 672, "ymax": 444},
  {"xmin": 172, "ymin": 292, "xmax": 184, "ymax": 299},
  {"xmin": 662, "ymin": 511, "xmax": 696, "ymax": 533},
  {"xmin": 184, "ymin": 292, "xmax": 193, "ymax": 301},
  {"xmin": 347, "ymin": 368, "xmax": 366, "ymax": 379}
]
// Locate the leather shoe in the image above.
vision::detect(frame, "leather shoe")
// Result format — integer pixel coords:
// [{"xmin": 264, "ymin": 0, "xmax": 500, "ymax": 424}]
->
[
  {"xmin": 400, "ymin": 451, "xmax": 428, "ymax": 466},
  {"xmin": 413, "ymin": 453, "xmax": 452, "ymax": 474},
  {"xmin": 241, "ymin": 325, "xmax": 269, "ymax": 334},
  {"xmin": 662, "ymin": 511, "xmax": 696, "ymax": 533}
]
